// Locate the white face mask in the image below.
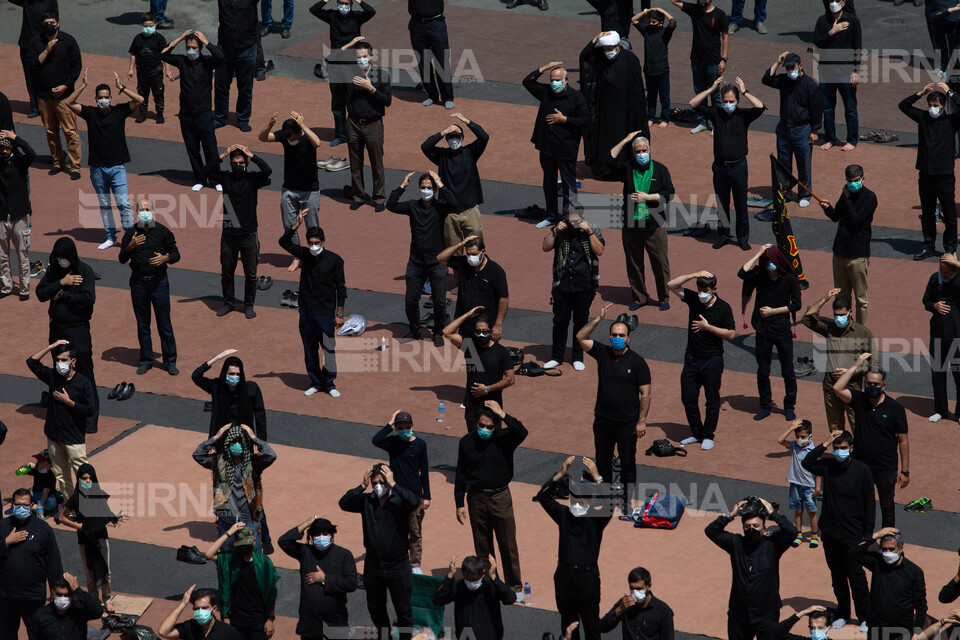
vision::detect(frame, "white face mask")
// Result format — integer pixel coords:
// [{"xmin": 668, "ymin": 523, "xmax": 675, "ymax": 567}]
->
[
  {"xmin": 698, "ymin": 291, "xmax": 713, "ymax": 304},
  {"xmin": 797, "ymin": 439, "xmax": 811, "ymax": 448},
  {"xmin": 309, "ymin": 244, "xmax": 323, "ymax": 256},
  {"xmin": 55, "ymin": 361, "xmax": 71, "ymax": 375},
  {"xmin": 420, "ymin": 188, "xmax": 434, "ymax": 201},
  {"xmin": 373, "ymin": 483, "xmax": 388, "ymax": 498},
  {"xmin": 464, "ymin": 578, "xmax": 483, "ymax": 591},
  {"xmin": 138, "ymin": 210, "xmax": 154, "ymax": 225},
  {"xmin": 787, "ymin": 69, "xmax": 800, "ymax": 81},
  {"xmin": 288, "ymin": 137, "xmax": 301, "ymax": 146},
  {"xmin": 569, "ymin": 503, "xmax": 589, "ymax": 518},
  {"xmin": 829, "ymin": 1, "xmax": 843, "ymax": 11},
  {"xmin": 357, "ymin": 56, "xmax": 370, "ymax": 69},
  {"xmin": 338, "ymin": 3, "xmax": 351, "ymax": 13},
  {"xmin": 447, "ymin": 138, "xmax": 462, "ymax": 151},
  {"xmin": 186, "ymin": 48, "xmax": 200, "ymax": 60},
  {"xmin": 929, "ymin": 106, "xmax": 943, "ymax": 118},
  {"xmin": 58, "ymin": 258, "xmax": 71, "ymax": 269},
  {"xmin": 97, "ymin": 98, "xmax": 111, "ymax": 109},
  {"xmin": 882, "ymin": 551, "xmax": 900, "ymax": 564},
  {"xmin": 466, "ymin": 253, "xmax": 482, "ymax": 267},
  {"xmin": 603, "ymin": 48, "xmax": 618, "ymax": 60},
  {"xmin": 631, "ymin": 589, "xmax": 646, "ymax": 601},
  {"xmin": 53, "ymin": 596, "xmax": 72, "ymax": 611}
]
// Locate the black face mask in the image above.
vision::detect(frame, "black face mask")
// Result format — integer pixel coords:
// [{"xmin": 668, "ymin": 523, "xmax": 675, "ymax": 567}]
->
[
  {"xmin": 864, "ymin": 385, "xmax": 882, "ymax": 399},
  {"xmin": 743, "ymin": 528, "xmax": 763, "ymax": 544},
  {"xmin": 231, "ymin": 164, "xmax": 246, "ymax": 177},
  {"xmin": 474, "ymin": 332, "xmax": 491, "ymax": 346},
  {"xmin": 42, "ymin": 23, "xmax": 57, "ymax": 36}
]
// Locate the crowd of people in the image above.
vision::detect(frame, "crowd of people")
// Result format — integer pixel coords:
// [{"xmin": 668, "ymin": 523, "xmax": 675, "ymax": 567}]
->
[{"xmin": 3, "ymin": 0, "xmax": 960, "ymax": 639}]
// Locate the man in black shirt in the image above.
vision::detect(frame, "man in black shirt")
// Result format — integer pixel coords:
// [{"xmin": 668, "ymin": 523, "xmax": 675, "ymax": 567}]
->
[
  {"xmin": 423, "ymin": 113, "xmax": 489, "ymax": 245},
  {"xmin": 67, "ymin": 70, "xmax": 143, "ymax": 250},
  {"xmin": 523, "ymin": 62, "xmax": 588, "ymax": 228},
  {"xmin": 280, "ymin": 212, "xmax": 347, "ymax": 398},
  {"xmin": 214, "ymin": 0, "xmax": 259, "ymax": 132},
  {"xmin": 11, "ymin": 0, "xmax": 59, "ymax": 117},
  {"xmin": 834, "ymin": 358, "xmax": 910, "ymax": 528},
  {"xmin": 923, "ymin": 254, "xmax": 960, "ymax": 421},
  {"xmin": 738, "ymin": 244, "xmax": 802, "ymax": 421},
  {"xmin": 118, "ymin": 198, "xmax": 181, "ymax": 376},
  {"xmin": 408, "ymin": 0, "xmax": 454, "ymax": 107},
  {"xmin": 203, "ymin": 144, "xmax": 272, "ymax": 319},
  {"xmin": 309, "ymin": 0, "xmax": 376, "ymax": 146},
  {"xmin": 814, "ymin": 1, "xmax": 862, "ymax": 151},
  {"xmin": 339, "ymin": 464, "xmax": 419, "ymax": 640},
  {"xmin": 801, "ymin": 430, "xmax": 875, "ymax": 631},
  {"xmin": 856, "ymin": 528, "xmax": 927, "ymax": 640},
  {"xmin": 0, "ymin": 131, "xmax": 36, "ymax": 301},
  {"xmin": 128, "ymin": 12, "xmax": 172, "ymax": 124},
  {"xmin": 544, "ymin": 203, "xmax": 605, "ymax": 369},
  {"xmin": 438, "ymin": 236, "xmax": 509, "ymax": 339},
  {"xmin": 161, "ymin": 30, "xmax": 224, "ymax": 191},
  {"xmin": 454, "ymin": 401, "xmax": 527, "ymax": 593},
  {"xmin": 26, "ymin": 341, "xmax": 94, "ymax": 498},
  {"xmin": 387, "ymin": 170, "xmax": 451, "ymax": 345},
  {"xmin": 0, "ymin": 487, "xmax": 64, "ymax": 639},
  {"xmin": 432, "ymin": 554, "xmax": 516, "ymax": 640},
  {"xmin": 668, "ymin": 271, "xmax": 736, "ymax": 450},
  {"xmin": 817, "ymin": 164, "xmax": 876, "ymax": 327},
  {"xmin": 25, "ymin": 573, "xmax": 102, "ymax": 640},
  {"xmin": 258, "ymin": 110, "xmax": 322, "ymax": 270},
  {"xmin": 763, "ymin": 52, "xmax": 821, "ymax": 208},
  {"xmin": 27, "ymin": 11, "xmax": 82, "ymax": 178},
  {"xmin": 899, "ymin": 82, "xmax": 960, "ymax": 260},
  {"xmin": 775, "ymin": 606, "xmax": 832, "ymax": 640},
  {"xmin": 278, "ymin": 516, "xmax": 359, "ymax": 640},
  {"xmin": 690, "ymin": 75, "xmax": 765, "ymax": 250},
  {"xmin": 346, "ymin": 41, "xmax": 392, "ymax": 211},
  {"xmin": 600, "ymin": 567, "xmax": 675, "ymax": 640},
  {"xmin": 158, "ymin": 586, "xmax": 242, "ymax": 640},
  {"xmin": 537, "ymin": 456, "xmax": 611, "ymax": 640},
  {"xmin": 671, "ymin": 0, "xmax": 729, "ymax": 133},
  {"xmin": 577, "ymin": 303, "xmax": 651, "ymax": 507},
  {"xmin": 443, "ymin": 307, "xmax": 515, "ymax": 431},
  {"xmin": 608, "ymin": 131, "xmax": 674, "ymax": 310},
  {"xmin": 706, "ymin": 497, "xmax": 797, "ymax": 640}
]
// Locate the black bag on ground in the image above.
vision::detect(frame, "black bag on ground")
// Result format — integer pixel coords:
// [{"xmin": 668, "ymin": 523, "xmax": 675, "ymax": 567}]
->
[{"xmin": 645, "ymin": 439, "xmax": 687, "ymax": 457}]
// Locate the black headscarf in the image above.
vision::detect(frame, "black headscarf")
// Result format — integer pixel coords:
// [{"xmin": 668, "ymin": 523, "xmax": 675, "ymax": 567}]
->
[
  {"xmin": 71, "ymin": 463, "xmax": 117, "ymax": 581},
  {"xmin": 213, "ymin": 356, "xmax": 254, "ymax": 430},
  {"xmin": 46, "ymin": 237, "xmax": 81, "ymax": 280}
]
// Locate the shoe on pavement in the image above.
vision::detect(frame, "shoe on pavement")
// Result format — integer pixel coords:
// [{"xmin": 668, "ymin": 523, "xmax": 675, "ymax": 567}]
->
[
  {"xmin": 245, "ymin": 306, "xmax": 257, "ymax": 319},
  {"xmin": 860, "ymin": 623, "xmax": 868, "ymax": 633},
  {"xmin": 70, "ymin": 171, "xmax": 81, "ymax": 181},
  {"xmin": 785, "ymin": 409, "xmax": 797, "ymax": 421},
  {"xmin": 700, "ymin": 439, "xmax": 715, "ymax": 450},
  {"xmin": 317, "ymin": 156, "xmax": 336, "ymax": 168},
  {"xmin": 256, "ymin": 69, "xmax": 266, "ymax": 82},
  {"xmin": 690, "ymin": 124, "xmax": 709, "ymax": 134},
  {"xmin": 659, "ymin": 301, "xmax": 670, "ymax": 311},
  {"xmin": 329, "ymin": 138, "xmax": 345, "ymax": 147},
  {"xmin": 535, "ymin": 219, "xmax": 553, "ymax": 229},
  {"xmin": 216, "ymin": 304, "xmax": 234, "ymax": 317},
  {"xmin": 728, "ymin": 23, "xmax": 739, "ymax": 34},
  {"xmin": 444, "ymin": 101, "xmax": 455, "ymax": 109},
  {"xmin": 755, "ymin": 20, "xmax": 767, "ymax": 34},
  {"xmin": 166, "ymin": 364, "xmax": 179, "ymax": 376},
  {"xmin": 281, "ymin": 28, "xmax": 291, "ymax": 38},
  {"xmin": 680, "ymin": 436, "xmax": 699, "ymax": 445},
  {"xmin": 543, "ymin": 360, "xmax": 560, "ymax": 369},
  {"xmin": 98, "ymin": 239, "xmax": 116, "ymax": 250},
  {"xmin": 537, "ymin": 0, "xmax": 548, "ymax": 10},
  {"xmin": 157, "ymin": 20, "xmax": 175, "ymax": 29},
  {"xmin": 259, "ymin": 23, "xmax": 272, "ymax": 37},
  {"xmin": 328, "ymin": 389, "xmax": 341, "ymax": 398},
  {"xmin": 753, "ymin": 410, "xmax": 771, "ymax": 421},
  {"xmin": 810, "ymin": 534, "xmax": 820, "ymax": 548},
  {"xmin": 432, "ymin": 334, "xmax": 443, "ymax": 347},
  {"xmin": 107, "ymin": 383, "xmax": 124, "ymax": 400},
  {"xmin": 573, "ymin": 361, "xmax": 585, "ymax": 371},
  {"xmin": 215, "ymin": 184, "xmax": 223, "ymax": 192},
  {"xmin": 135, "ymin": 112, "xmax": 147, "ymax": 123},
  {"xmin": 326, "ymin": 158, "xmax": 349, "ymax": 171},
  {"xmin": 349, "ymin": 202, "xmax": 363, "ymax": 210},
  {"xmin": 192, "ymin": 183, "xmax": 203, "ymax": 191},
  {"xmin": 791, "ymin": 534, "xmax": 802, "ymax": 548},
  {"xmin": 832, "ymin": 620, "xmax": 847, "ymax": 630},
  {"xmin": 238, "ymin": 123, "xmax": 252, "ymax": 132},
  {"xmin": 506, "ymin": 0, "xmax": 522, "ymax": 7},
  {"xmin": 156, "ymin": 114, "xmax": 165, "ymax": 124},
  {"xmin": 798, "ymin": 198, "xmax": 810, "ymax": 208},
  {"xmin": 136, "ymin": 363, "xmax": 153, "ymax": 375},
  {"xmin": 422, "ymin": 99, "xmax": 434, "ymax": 107},
  {"xmin": 914, "ymin": 249, "xmax": 939, "ymax": 261},
  {"xmin": 929, "ymin": 413, "xmax": 943, "ymax": 423},
  {"xmin": 304, "ymin": 387, "xmax": 321, "ymax": 396},
  {"xmin": 739, "ymin": 241, "xmax": 752, "ymax": 251},
  {"xmin": 712, "ymin": 238, "xmax": 729, "ymax": 249},
  {"xmin": 117, "ymin": 383, "xmax": 136, "ymax": 401}
]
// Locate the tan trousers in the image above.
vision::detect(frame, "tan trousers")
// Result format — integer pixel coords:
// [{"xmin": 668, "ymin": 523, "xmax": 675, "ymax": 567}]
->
[
  {"xmin": 622, "ymin": 226, "xmax": 671, "ymax": 305},
  {"xmin": 408, "ymin": 506, "xmax": 425, "ymax": 568},
  {"xmin": 38, "ymin": 97, "xmax": 81, "ymax": 171},
  {"xmin": 832, "ymin": 255, "xmax": 869, "ymax": 328},
  {"xmin": 443, "ymin": 206, "xmax": 484, "ymax": 249},
  {"xmin": 822, "ymin": 375, "xmax": 858, "ymax": 433},
  {"xmin": 0, "ymin": 217, "xmax": 30, "ymax": 295},
  {"xmin": 47, "ymin": 439, "xmax": 88, "ymax": 498}
]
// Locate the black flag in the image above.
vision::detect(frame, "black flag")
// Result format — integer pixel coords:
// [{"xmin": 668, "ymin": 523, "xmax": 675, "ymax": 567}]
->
[{"xmin": 770, "ymin": 154, "xmax": 808, "ymax": 289}]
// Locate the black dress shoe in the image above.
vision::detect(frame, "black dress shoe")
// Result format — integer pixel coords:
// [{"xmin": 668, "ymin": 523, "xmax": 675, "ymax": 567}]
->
[
  {"xmin": 107, "ymin": 383, "xmax": 124, "ymax": 400},
  {"xmin": 216, "ymin": 304, "xmax": 234, "ymax": 317},
  {"xmin": 374, "ymin": 203, "xmax": 385, "ymax": 212},
  {"xmin": 166, "ymin": 364, "xmax": 180, "ymax": 376},
  {"xmin": 506, "ymin": 0, "xmax": 522, "ymax": 7},
  {"xmin": 739, "ymin": 241, "xmax": 752, "ymax": 251},
  {"xmin": 712, "ymin": 237, "xmax": 729, "ymax": 249},
  {"xmin": 157, "ymin": 20, "xmax": 175, "ymax": 29},
  {"xmin": 48, "ymin": 167, "xmax": 62, "ymax": 176},
  {"xmin": 117, "ymin": 383, "xmax": 136, "ymax": 401},
  {"xmin": 280, "ymin": 28, "xmax": 291, "ymax": 39},
  {"xmin": 349, "ymin": 202, "xmax": 363, "ymax": 211},
  {"xmin": 70, "ymin": 171, "xmax": 81, "ymax": 181},
  {"xmin": 538, "ymin": 0, "xmax": 548, "ymax": 9},
  {"xmin": 683, "ymin": 227, "xmax": 707, "ymax": 238},
  {"xmin": 135, "ymin": 112, "xmax": 147, "ymax": 123},
  {"xmin": 136, "ymin": 363, "xmax": 152, "ymax": 375},
  {"xmin": 433, "ymin": 334, "xmax": 444, "ymax": 347},
  {"xmin": 156, "ymin": 114, "xmax": 165, "ymax": 124},
  {"xmin": 914, "ymin": 248, "xmax": 940, "ymax": 260},
  {"xmin": 259, "ymin": 23, "xmax": 272, "ymax": 37},
  {"xmin": 176, "ymin": 545, "xmax": 207, "ymax": 564}
]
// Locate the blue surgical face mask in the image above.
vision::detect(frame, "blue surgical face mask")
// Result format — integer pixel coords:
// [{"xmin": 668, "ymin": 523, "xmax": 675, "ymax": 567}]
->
[
  {"xmin": 787, "ymin": 69, "xmax": 800, "ymax": 81},
  {"xmin": 397, "ymin": 428, "xmax": 413, "ymax": 440},
  {"xmin": 833, "ymin": 448, "xmax": 850, "ymax": 461},
  {"xmin": 357, "ymin": 56, "xmax": 370, "ymax": 69},
  {"xmin": 313, "ymin": 535, "xmax": 332, "ymax": 550},
  {"xmin": 79, "ymin": 480, "xmax": 93, "ymax": 491},
  {"xmin": 610, "ymin": 336, "xmax": 626, "ymax": 350},
  {"xmin": 225, "ymin": 374, "xmax": 240, "ymax": 387},
  {"xmin": 847, "ymin": 180, "xmax": 862, "ymax": 192},
  {"xmin": 550, "ymin": 79, "xmax": 565, "ymax": 93},
  {"xmin": 229, "ymin": 443, "xmax": 244, "ymax": 457},
  {"xmin": 420, "ymin": 188, "xmax": 434, "ymax": 201},
  {"xmin": 833, "ymin": 314, "xmax": 850, "ymax": 328},
  {"xmin": 722, "ymin": 102, "xmax": 737, "ymax": 113},
  {"xmin": 138, "ymin": 210, "xmax": 153, "ymax": 225},
  {"xmin": 12, "ymin": 504, "xmax": 31, "ymax": 520},
  {"xmin": 193, "ymin": 608, "xmax": 213, "ymax": 625},
  {"xmin": 636, "ymin": 152, "xmax": 650, "ymax": 165},
  {"xmin": 765, "ymin": 261, "xmax": 778, "ymax": 272},
  {"xmin": 338, "ymin": 3, "xmax": 351, "ymax": 13},
  {"xmin": 810, "ymin": 630, "xmax": 828, "ymax": 640},
  {"xmin": 186, "ymin": 48, "xmax": 200, "ymax": 61},
  {"xmin": 142, "ymin": 25, "xmax": 156, "ymax": 35},
  {"xmin": 477, "ymin": 427, "xmax": 493, "ymax": 440}
]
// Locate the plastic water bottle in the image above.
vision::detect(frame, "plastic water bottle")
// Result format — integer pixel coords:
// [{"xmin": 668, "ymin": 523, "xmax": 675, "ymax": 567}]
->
[
  {"xmin": 437, "ymin": 400, "xmax": 446, "ymax": 423},
  {"xmin": 523, "ymin": 582, "xmax": 532, "ymax": 606},
  {"xmin": 35, "ymin": 501, "xmax": 43, "ymax": 520}
]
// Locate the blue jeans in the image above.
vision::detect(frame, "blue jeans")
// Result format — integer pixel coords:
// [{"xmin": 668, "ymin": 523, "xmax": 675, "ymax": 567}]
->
[
  {"xmin": 130, "ymin": 274, "xmax": 177, "ymax": 367},
  {"xmin": 775, "ymin": 122, "xmax": 813, "ymax": 199},
  {"xmin": 821, "ymin": 82, "xmax": 858, "ymax": 146},
  {"xmin": 690, "ymin": 63, "xmax": 720, "ymax": 126},
  {"xmin": 31, "ymin": 491, "xmax": 58, "ymax": 513},
  {"xmin": 216, "ymin": 514, "xmax": 263, "ymax": 552},
  {"xmin": 150, "ymin": 0, "xmax": 168, "ymax": 24},
  {"xmin": 298, "ymin": 311, "xmax": 338, "ymax": 390},
  {"xmin": 214, "ymin": 44, "xmax": 257, "ymax": 127},
  {"xmin": 89, "ymin": 165, "xmax": 133, "ymax": 242},
  {"xmin": 712, "ymin": 159, "xmax": 749, "ymax": 243},
  {"xmin": 261, "ymin": 0, "xmax": 294, "ymax": 28},
  {"xmin": 646, "ymin": 72, "xmax": 671, "ymax": 122},
  {"xmin": 730, "ymin": 0, "xmax": 766, "ymax": 24}
]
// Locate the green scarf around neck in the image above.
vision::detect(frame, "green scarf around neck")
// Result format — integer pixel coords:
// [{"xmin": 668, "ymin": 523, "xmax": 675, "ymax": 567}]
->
[{"xmin": 632, "ymin": 162, "xmax": 653, "ymax": 221}]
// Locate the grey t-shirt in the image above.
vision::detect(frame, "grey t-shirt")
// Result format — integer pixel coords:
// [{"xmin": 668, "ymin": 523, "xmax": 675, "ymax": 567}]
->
[{"xmin": 786, "ymin": 440, "xmax": 816, "ymax": 487}]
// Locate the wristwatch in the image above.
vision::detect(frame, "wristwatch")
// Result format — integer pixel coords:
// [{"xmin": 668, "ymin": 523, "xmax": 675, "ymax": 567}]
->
[
  {"xmin": 742, "ymin": 90, "xmax": 749, "ymax": 95},
  {"xmin": 336, "ymin": 313, "xmax": 345, "ymax": 318},
  {"xmin": 901, "ymin": 470, "xmax": 910, "ymax": 477},
  {"xmin": 720, "ymin": 57, "xmax": 728, "ymax": 62}
]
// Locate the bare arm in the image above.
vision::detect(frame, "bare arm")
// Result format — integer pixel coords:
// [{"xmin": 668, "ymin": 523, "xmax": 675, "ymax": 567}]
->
[
  {"xmin": 832, "ymin": 353, "xmax": 871, "ymax": 403},
  {"xmin": 610, "ymin": 129, "xmax": 644, "ymax": 159},
  {"xmin": 667, "ymin": 270, "xmax": 712, "ymax": 299},
  {"xmin": 437, "ymin": 235, "xmax": 473, "ymax": 266},
  {"xmin": 64, "ymin": 68, "xmax": 88, "ymax": 114},
  {"xmin": 805, "ymin": 288, "xmax": 841, "ymax": 318},
  {"xmin": 689, "ymin": 76, "xmax": 722, "ymax": 108},
  {"xmin": 259, "ymin": 112, "xmax": 278, "ymax": 142},
  {"xmin": 576, "ymin": 303, "xmax": 613, "ymax": 354}
]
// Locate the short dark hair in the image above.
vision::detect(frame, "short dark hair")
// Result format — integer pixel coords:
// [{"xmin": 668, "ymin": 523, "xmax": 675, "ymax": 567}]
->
[
  {"xmin": 281, "ymin": 118, "xmax": 300, "ymax": 139},
  {"xmin": 610, "ymin": 321, "xmax": 629, "ymax": 335},
  {"xmin": 142, "ymin": 12, "xmax": 157, "ymax": 23},
  {"xmin": 190, "ymin": 588, "xmax": 219, "ymax": 607},
  {"xmin": 844, "ymin": 164, "xmax": 864, "ymax": 180},
  {"xmin": 475, "ymin": 407, "xmax": 500, "ymax": 428},
  {"xmin": 353, "ymin": 41, "xmax": 372, "ymax": 54},
  {"xmin": 720, "ymin": 84, "xmax": 740, "ymax": 101},
  {"xmin": 461, "ymin": 555, "xmax": 484, "ymax": 576},
  {"xmin": 795, "ymin": 419, "xmax": 813, "ymax": 435},
  {"xmin": 418, "ymin": 173, "xmax": 437, "ymax": 190},
  {"xmin": 95, "ymin": 84, "xmax": 111, "ymax": 96},
  {"xmin": 464, "ymin": 237, "xmax": 485, "ymax": 251},
  {"xmin": 51, "ymin": 577, "xmax": 70, "ymax": 591},
  {"xmin": 928, "ymin": 91, "xmax": 946, "ymax": 106},
  {"xmin": 865, "ymin": 365, "xmax": 887, "ymax": 382},
  {"xmin": 834, "ymin": 430, "xmax": 854, "ymax": 447},
  {"xmin": 42, "ymin": 11, "xmax": 58, "ymax": 21},
  {"xmin": 184, "ymin": 34, "xmax": 200, "ymax": 47},
  {"xmin": 53, "ymin": 343, "xmax": 76, "ymax": 360},
  {"xmin": 371, "ymin": 462, "xmax": 386, "ymax": 479},
  {"xmin": 627, "ymin": 567, "xmax": 651, "ymax": 584},
  {"xmin": 832, "ymin": 296, "xmax": 852, "ymax": 312},
  {"xmin": 809, "ymin": 610, "xmax": 831, "ymax": 625},
  {"xmin": 696, "ymin": 275, "xmax": 717, "ymax": 290},
  {"xmin": 229, "ymin": 149, "xmax": 247, "ymax": 163},
  {"xmin": 473, "ymin": 314, "xmax": 491, "ymax": 330},
  {"xmin": 11, "ymin": 487, "xmax": 31, "ymax": 502},
  {"xmin": 305, "ymin": 227, "xmax": 324, "ymax": 243},
  {"xmin": 446, "ymin": 124, "xmax": 464, "ymax": 138}
]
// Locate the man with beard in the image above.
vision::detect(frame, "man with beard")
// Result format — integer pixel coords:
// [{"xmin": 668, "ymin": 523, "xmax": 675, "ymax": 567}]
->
[
  {"xmin": 25, "ymin": 572, "xmax": 102, "ymax": 640},
  {"xmin": 0, "ymin": 130, "xmax": 37, "ymax": 302}
]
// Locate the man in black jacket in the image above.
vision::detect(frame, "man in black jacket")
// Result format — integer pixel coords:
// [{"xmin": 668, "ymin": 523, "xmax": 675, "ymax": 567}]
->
[
  {"xmin": 522, "ymin": 62, "xmax": 588, "ymax": 228},
  {"xmin": 814, "ymin": 1, "xmax": 862, "ymax": 151},
  {"xmin": 705, "ymin": 496, "xmax": 798, "ymax": 640},
  {"xmin": 899, "ymin": 82, "xmax": 960, "ymax": 260},
  {"xmin": 0, "ymin": 487, "xmax": 64, "ymax": 639},
  {"xmin": 203, "ymin": 144, "xmax": 272, "ymax": 319},
  {"xmin": 802, "ymin": 430, "xmax": 876, "ymax": 632},
  {"xmin": 11, "ymin": 0, "xmax": 59, "ymax": 117},
  {"xmin": 856, "ymin": 528, "xmax": 927, "ymax": 640},
  {"xmin": 280, "ymin": 211, "xmax": 347, "ymax": 398},
  {"xmin": 346, "ymin": 41, "xmax": 391, "ymax": 211},
  {"xmin": 25, "ymin": 572, "xmax": 102, "ymax": 640},
  {"xmin": 432, "ymin": 554, "xmax": 515, "ymax": 640},
  {"xmin": 339, "ymin": 464, "xmax": 419, "ymax": 640},
  {"xmin": 923, "ymin": 254, "xmax": 960, "ymax": 422},
  {"xmin": 600, "ymin": 567, "xmax": 675, "ymax": 640},
  {"xmin": 0, "ymin": 131, "xmax": 36, "ymax": 301},
  {"xmin": 279, "ymin": 516, "xmax": 359, "ymax": 640}
]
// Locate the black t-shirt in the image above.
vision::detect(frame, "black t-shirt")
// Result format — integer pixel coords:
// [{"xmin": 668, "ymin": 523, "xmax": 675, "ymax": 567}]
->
[
  {"xmin": 850, "ymin": 389, "xmax": 908, "ymax": 471},
  {"xmin": 636, "ymin": 20, "xmax": 675, "ymax": 76},
  {"xmin": 274, "ymin": 130, "xmax": 319, "ymax": 191},
  {"xmin": 174, "ymin": 620, "xmax": 242, "ymax": 640},
  {"xmin": 449, "ymin": 256, "xmax": 509, "ymax": 321},
  {"xmin": 695, "ymin": 105, "xmax": 765, "ymax": 162},
  {"xmin": 29, "ymin": 468, "xmax": 57, "ymax": 495},
  {"xmin": 462, "ymin": 341, "xmax": 513, "ymax": 410},
  {"xmin": 229, "ymin": 560, "xmax": 266, "ymax": 626},
  {"xmin": 588, "ymin": 343, "xmax": 651, "ymax": 422},
  {"xmin": 557, "ymin": 236, "xmax": 592, "ymax": 293},
  {"xmin": 681, "ymin": 288, "xmax": 735, "ymax": 357},
  {"xmin": 78, "ymin": 103, "xmax": 134, "ymax": 168},
  {"xmin": 681, "ymin": 3, "xmax": 729, "ymax": 64},
  {"xmin": 128, "ymin": 32, "xmax": 167, "ymax": 70}
]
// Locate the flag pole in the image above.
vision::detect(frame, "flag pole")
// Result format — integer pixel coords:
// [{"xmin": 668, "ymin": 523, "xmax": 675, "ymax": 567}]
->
[{"xmin": 795, "ymin": 180, "xmax": 824, "ymax": 203}]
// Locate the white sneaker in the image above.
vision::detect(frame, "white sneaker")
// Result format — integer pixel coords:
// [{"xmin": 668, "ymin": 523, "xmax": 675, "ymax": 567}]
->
[
  {"xmin": 535, "ymin": 219, "xmax": 553, "ymax": 229},
  {"xmin": 98, "ymin": 239, "xmax": 115, "ymax": 250},
  {"xmin": 328, "ymin": 389, "xmax": 341, "ymax": 398},
  {"xmin": 444, "ymin": 101, "xmax": 455, "ymax": 109},
  {"xmin": 191, "ymin": 183, "xmax": 203, "ymax": 192},
  {"xmin": 572, "ymin": 361, "xmax": 585, "ymax": 371},
  {"xmin": 680, "ymin": 437, "xmax": 699, "ymax": 445},
  {"xmin": 929, "ymin": 413, "xmax": 943, "ymax": 423},
  {"xmin": 690, "ymin": 124, "xmax": 709, "ymax": 134},
  {"xmin": 411, "ymin": 567, "xmax": 423, "ymax": 575},
  {"xmin": 832, "ymin": 619, "xmax": 846, "ymax": 630},
  {"xmin": 460, "ymin": 403, "xmax": 466, "ymax": 409},
  {"xmin": 543, "ymin": 360, "xmax": 560, "ymax": 369},
  {"xmin": 422, "ymin": 98, "xmax": 434, "ymax": 107},
  {"xmin": 798, "ymin": 198, "xmax": 810, "ymax": 208},
  {"xmin": 859, "ymin": 622, "xmax": 868, "ymax": 633},
  {"xmin": 700, "ymin": 439, "xmax": 714, "ymax": 450},
  {"xmin": 215, "ymin": 184, "xmax": 223, "ymax": 192},
  {"xmin": 304, "ymin": 387, "xmax": 321, "ymax": 396}
]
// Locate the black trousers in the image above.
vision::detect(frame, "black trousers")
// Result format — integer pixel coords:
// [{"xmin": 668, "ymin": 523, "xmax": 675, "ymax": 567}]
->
[
  {"xmin": 0, "ymin": 597, "xmax": 44, "ymax": 640},
  {"xmin": 593, "ymin": 415, "xmax": 637, "ymax": 488},
  {"xmin": 220, "ymin": 232, "xmax": 259, "ymax": 306},
  {"xmin": 918, "ymin": 173, "xmax": 957, "ymax": 253},
  {"xmin": 680, "ymin": 353, "xmax": 724, "ymax": 440},
  {"xmin": 554, "ymin": 567, "xmax": 601, "ymax": 640},
  {"xmin": 409, "ymin": 17, "xmax": 454, "ymax": 102},
  {"xmin": 136, "ymin": 66, "xmax": 165, "ymax": 115},
  {"xmin": 49, "ymin": 323, "xmax": 99, "ymax": 434},
  {"xmin": 821, "ymin": 533, "xmax": 870, "ymax": 622},
  {"xmin": 713, "ymin": 159, "xmax": 750, "ymax": 244},
  {"xmin": 551, "ymin": 288, "xmax": 594, "ymax": 362},
  {"xmin": 330, "ymin": 78, "xmax": 348, "ymax": 141},
  {"xmin": 364, "ymin": 559, "xmax": 413, "ymax": 640},
  {"xmin": 727, "ymin": 614, "xmax": 779, "ymax": 640},
  {"xmin": 405, "ymin": 259, "xmax": 447, "ymax": 332},
  {"xmin": 930, "ymin": 336, "xmax": 960, "ymax": 417},
  {"xmin": 179, "ymin": 110, "xmax": 220, "ymax": 184},
  {"xmin": 540, "ymin": 151, "xmax": 578, "ymax": 220},
  {"xmin": 756, "ymin": 331, "xmax": 796, "ymax": 411},
  {"xmin": 869, "ymin": 466, "xmax": 898, "ymax": 528},
  {"xmin": 19, "ymin": 47, "xmax": 38, "ymax": 113},
  {"xmin": 230, "ymin": 622, "xmax": 267, "ymax": 640}
]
